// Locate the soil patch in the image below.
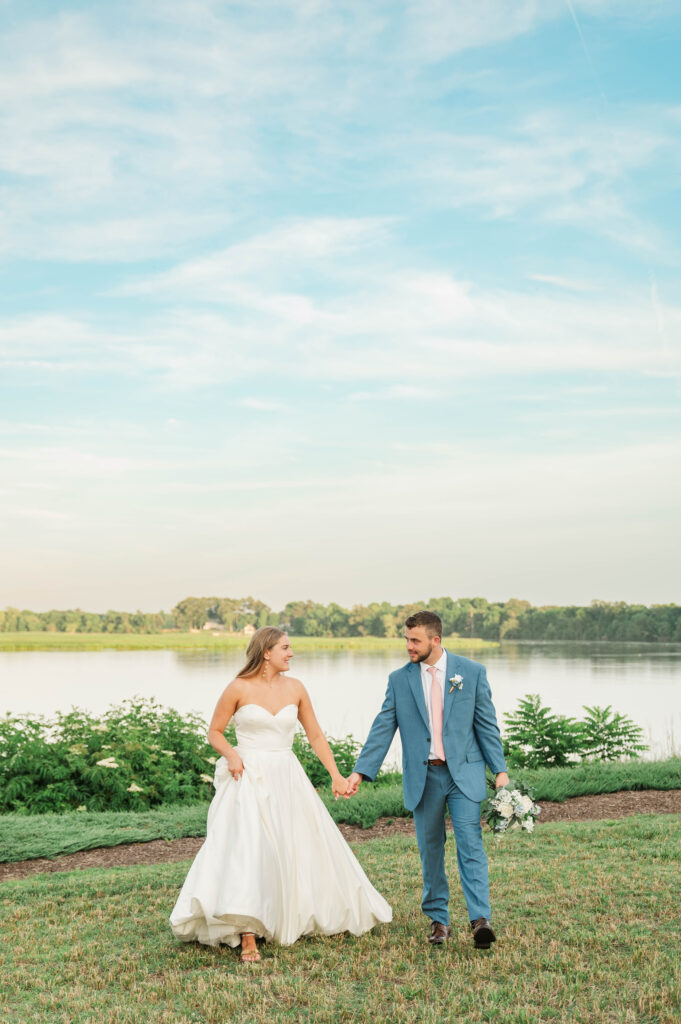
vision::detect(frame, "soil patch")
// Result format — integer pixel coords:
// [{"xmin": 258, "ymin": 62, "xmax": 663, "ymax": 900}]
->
[{"xmin": 2, "ymin": 789, "xmax": 679, "ymax": 884}]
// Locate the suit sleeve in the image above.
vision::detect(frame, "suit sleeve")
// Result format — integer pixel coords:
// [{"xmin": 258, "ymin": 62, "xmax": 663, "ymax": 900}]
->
[
  {"xmin": 472, "ymin": 667, "xmax": 507, "ymax": 775},
  {"xmin": 353, "ymin": 675, "xmax": 398, "ymax": 782}
]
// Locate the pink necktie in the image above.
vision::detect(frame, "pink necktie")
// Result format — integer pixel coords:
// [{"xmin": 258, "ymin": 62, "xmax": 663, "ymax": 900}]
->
[{"xmin": 428, "ymin": 665, "xmax": 445, "ymax": 761}]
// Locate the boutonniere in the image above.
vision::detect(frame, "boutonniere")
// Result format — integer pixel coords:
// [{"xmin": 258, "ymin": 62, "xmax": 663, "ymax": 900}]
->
[{"xmin": 449, "ymin": 675, "xmax": 463, "ymax": 693}]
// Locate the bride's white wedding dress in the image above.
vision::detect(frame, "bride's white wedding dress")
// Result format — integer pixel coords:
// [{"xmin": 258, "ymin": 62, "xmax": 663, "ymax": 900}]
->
[{"xmin": 169, "ymin": 703, "xmax": 392, "ymax": 947}]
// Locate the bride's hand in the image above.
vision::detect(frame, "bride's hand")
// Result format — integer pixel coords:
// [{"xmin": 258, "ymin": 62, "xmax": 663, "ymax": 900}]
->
[
  {"xmin": 332, "ymin": 774, "xmax": 349, "ymax": 800},
  {"xmin": 226, "ymin": 751, "xmax": 244, "ymax": 782}
]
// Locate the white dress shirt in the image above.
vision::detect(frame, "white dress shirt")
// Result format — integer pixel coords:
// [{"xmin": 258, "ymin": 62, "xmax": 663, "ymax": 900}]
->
[{"xmin": 420, "ymin": 648, "xmax": 447, "ymax": 759}]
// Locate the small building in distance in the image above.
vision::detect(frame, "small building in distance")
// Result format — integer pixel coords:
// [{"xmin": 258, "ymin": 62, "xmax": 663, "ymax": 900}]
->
[
  {"xmin": 243, "ymin": 623, "xmax": 256, "ymax": 636},
  {"xmin": 202, "ymin": 621, "xmax": 225, "ymax": 632}
]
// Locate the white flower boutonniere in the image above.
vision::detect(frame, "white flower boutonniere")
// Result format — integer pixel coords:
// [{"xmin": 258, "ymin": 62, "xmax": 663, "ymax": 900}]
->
[{"xmin": 449, "ymin": 675, "xmax": 464, "ymax": 693}]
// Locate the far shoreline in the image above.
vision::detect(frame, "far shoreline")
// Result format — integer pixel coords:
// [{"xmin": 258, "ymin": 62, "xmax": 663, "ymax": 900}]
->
[{"xmin": 0, "ymin": 632, "xmax": 500, "ymax": 653}]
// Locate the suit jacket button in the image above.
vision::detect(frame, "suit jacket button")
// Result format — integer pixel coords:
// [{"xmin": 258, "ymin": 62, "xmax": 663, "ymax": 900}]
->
[{"xmin": 423, "ymin": 760, "xmax": 427, "ymax": 765}]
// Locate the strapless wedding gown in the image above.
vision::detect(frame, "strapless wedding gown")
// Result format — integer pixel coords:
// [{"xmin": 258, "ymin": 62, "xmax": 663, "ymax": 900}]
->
[{"xmin": 169, "ymin": 703, "xmax": 392, "ymax": 947}]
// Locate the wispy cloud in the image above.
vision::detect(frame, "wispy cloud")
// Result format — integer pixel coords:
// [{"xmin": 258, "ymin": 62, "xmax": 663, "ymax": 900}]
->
[{"xmin": 528, "ymin": 274, "xmax": 600, "ymax": 292}]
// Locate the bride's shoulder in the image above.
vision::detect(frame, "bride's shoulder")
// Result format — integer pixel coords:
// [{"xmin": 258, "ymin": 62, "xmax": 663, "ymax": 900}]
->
[
  {"xmin": 287, "ymin": 676, "xmax": 307, "ymax": 700},
  {"xmin": 217, "ymin": 676, "xmax": 247, "ymax": 704}
]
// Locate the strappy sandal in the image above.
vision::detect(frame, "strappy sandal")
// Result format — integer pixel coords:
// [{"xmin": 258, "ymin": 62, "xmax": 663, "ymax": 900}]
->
[{"xmin": 239, "ymin": 933, "xmax": 261, "ymax": 964}]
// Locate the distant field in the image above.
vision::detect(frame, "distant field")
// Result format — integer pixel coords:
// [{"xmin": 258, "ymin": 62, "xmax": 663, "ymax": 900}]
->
[{"xmin": 0, "ymin": 632, "xmax": 498, "ymax": 652}]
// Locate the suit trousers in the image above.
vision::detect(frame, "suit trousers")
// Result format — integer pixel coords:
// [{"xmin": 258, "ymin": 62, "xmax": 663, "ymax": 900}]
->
[{"xmin": 413, "ymin": 763, "xmax": 491, "ymax": 925}]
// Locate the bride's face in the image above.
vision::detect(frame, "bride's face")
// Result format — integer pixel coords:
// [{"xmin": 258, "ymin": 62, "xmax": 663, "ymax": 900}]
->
[{"xmin": 268, "ymin": 634, "xmax": 293, "ymax": 674}]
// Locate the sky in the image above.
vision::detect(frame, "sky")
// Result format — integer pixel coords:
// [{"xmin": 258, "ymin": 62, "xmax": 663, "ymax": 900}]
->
[{"xmin": 1, "ymin": 0, "xmax": 680, "ymax": 613}]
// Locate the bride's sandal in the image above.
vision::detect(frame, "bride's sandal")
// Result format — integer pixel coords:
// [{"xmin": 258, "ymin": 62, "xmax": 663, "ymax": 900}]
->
[{"xmin": 239, "ymin": 933, "xmax": 261, "ymax": 964}]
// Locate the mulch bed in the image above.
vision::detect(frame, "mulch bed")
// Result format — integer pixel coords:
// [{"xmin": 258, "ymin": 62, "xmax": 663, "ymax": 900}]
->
[{"xmin": 2, "ymin": 789, "xmax": 679, "ymax": 884}]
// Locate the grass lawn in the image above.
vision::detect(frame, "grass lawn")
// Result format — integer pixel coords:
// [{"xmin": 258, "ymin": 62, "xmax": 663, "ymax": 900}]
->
[
  {"xmin": 0, "ymin": 632, "xmax": 498, "ymax": 653},
  {"xmin": 5, "ymin": 759, "xmax": 681, "ymax": 864},
  {"xmin": 1, "ymin": 815, "xmax": 679, "ymax": 1024}
]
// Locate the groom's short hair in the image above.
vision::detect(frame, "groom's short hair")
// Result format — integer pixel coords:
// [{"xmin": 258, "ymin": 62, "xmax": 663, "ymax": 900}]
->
[{"xmin": 404, "ymin": 611, "xmax": 442, "ymax": 639}]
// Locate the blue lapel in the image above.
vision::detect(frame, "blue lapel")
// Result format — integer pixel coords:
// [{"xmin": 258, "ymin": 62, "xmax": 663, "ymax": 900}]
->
[
  {"xmin": 443, "ymin": 650, "xmax": 459, "ymax": 728},
  {"xmin": 407, "ymin": 662, "xmax": 429, "ymax": 730}
]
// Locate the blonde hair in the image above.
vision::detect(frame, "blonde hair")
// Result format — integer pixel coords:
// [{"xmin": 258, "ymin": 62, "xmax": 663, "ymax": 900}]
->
[{"xmin": 236, "ymin": 626, "xmax": 286, "ymax": 678}]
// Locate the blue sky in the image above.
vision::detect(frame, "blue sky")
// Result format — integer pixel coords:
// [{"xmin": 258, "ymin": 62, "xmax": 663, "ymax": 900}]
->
[{"xmin": 1, "ymin": 0, "xmax": 680, "ymax": 612}]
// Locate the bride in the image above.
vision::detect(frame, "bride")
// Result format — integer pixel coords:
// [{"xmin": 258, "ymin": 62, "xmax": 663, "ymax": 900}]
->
[{"xmin": 169, "ymin": 626, "xmax": 392, "ymax": 962}]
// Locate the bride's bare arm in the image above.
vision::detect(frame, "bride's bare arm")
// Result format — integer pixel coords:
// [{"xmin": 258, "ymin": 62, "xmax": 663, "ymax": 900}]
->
[
  {"xmin": 295, "ymin": 683, "xmax": 348, "ymax": 798},
  {"xmin": 207, "ymin": 681, "xmax": 245, "ymax": 779}
]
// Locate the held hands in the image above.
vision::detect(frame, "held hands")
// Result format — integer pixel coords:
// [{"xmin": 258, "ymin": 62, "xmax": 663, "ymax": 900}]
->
[
  {"xmin": 331, "ymin": 774, "xmax": 349, "ymax": 800},
  {"xmin": 227, "ymin": 751, "xmax": 245, "ymax": 782},
  {"xmin": 344, "ymin": 772, "xmax": 363, "ymax": 799}
]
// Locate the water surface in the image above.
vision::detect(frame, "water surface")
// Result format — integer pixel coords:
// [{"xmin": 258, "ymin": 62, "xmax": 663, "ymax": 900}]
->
[{"xmin": 1, "ymin": 642, "xmax": 679, "ymax": 764}]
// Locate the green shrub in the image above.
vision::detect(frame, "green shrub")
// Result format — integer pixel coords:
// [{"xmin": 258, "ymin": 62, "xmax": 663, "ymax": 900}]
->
[
  {"xmin": 292, "ymin": 733, "xmax": 362, "ymax": 788},
  {"xmin": 0, "ymin": 700, "xmax": 372, "ymax": 815},
  {"xmin": 503, "ymin": 694, "xmax": 648, "ymax": 770},
  {"xmin": 504, "ymin": 694, "xmax": 584, "ymax": 769},
  {"xmin": 0, "ymin": 699, "xmax": 218, "ymax": 814},
  {"xmin": 322, "ymin": 783, "xmax": 409, "ymax": 829},
  {"xmin": 580, "ymin": 704, "xmax": 647, "ymax": 761}
]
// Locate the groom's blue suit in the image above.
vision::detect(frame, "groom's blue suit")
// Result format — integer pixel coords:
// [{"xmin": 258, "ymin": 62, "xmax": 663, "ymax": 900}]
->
[{"xmin": 354, "ymin": 651, "xmax": 507, "ymax": 925}]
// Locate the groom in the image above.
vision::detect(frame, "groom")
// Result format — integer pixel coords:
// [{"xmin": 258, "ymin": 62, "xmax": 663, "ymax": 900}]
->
[{"xmin": 346, "ymin": 611, "xmax": 509, "ymax": 948}]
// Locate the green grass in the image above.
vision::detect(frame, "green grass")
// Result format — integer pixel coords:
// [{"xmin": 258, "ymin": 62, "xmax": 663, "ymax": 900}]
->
[
  {"xmin": 515, "ymin": 757, "xmax": 681, "ymax": 802},
  {"xmin": 1, "ymin": 816, "xmax": 679, "ymax": 1023},
  {"xmin": 0, "ymin": 805, "xmax": 211, "ymax": 863},
  {"xmin": 0, "ymin": 631, "xmax": 498, "ymax": 652},
  {"xmin": 4, "ymin": 758, "xmax": 680, "ymax": 863}
]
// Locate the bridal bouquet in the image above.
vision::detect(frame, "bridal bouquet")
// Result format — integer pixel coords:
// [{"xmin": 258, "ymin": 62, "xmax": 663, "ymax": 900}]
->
[{"xmin": 482, "ymin": 782, "xmax": 540, "ymax": 836}]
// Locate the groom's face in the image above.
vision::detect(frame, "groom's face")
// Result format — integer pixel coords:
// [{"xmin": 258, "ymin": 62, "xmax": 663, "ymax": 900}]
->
[{"xmin": 405, "ymin": 626, "xmax": 439, "ymax": 663}]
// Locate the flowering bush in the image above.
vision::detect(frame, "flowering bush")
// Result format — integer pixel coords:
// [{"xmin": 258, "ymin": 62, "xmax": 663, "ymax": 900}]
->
[
  {"xmin": 0, "ymin": 699, "xmax": 220, "ymax": 813},
  {"xmin": 0, "ymin": 698, "xmax": 368, "ymax": 814}
]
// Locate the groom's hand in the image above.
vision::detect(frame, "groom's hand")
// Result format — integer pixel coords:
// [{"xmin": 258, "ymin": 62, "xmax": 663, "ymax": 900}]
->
[
  {"xmin": 345, "ymin": 772, "xmax": 363, "ymax": 798},
  {"xmin": 495, "ymin": 772, "xmax": 510, "ymax": 788}
]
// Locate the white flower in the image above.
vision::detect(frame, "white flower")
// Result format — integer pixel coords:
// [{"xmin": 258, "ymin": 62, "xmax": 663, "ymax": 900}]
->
[
  {"xmin": 68, "ymin": 743, "xmax": 87, "ymax": 756},
  {"xmin": 206, "ymin": 756, "xmax": 217, "ymax": 765},
  {"xmin": 518, "ymin": 795, "xmax": 534, "ymax": 814},
  {"xmin": 522, "ymin": 818, "xmax": 535, "ymax": 832},
  {"xmin": 496, "ymin": 789, "xmax": 513, "ymax": 806},
  {"xmin": 499, "ymin": 803, "xmax": 514, "ymax": 818},
  {"xmin": 532, "ymin": 804, "xmax": 541, "ymax": 815},
  {"xmin": 91, "ymin": 723, "xmax": 108, "ymax": 732},
  {"xmin": 127, "ymin": 782, "xmax": 144, "ymax": 793},
  {"xmin": 511, "ymin": 790, "xmax": 523, "ymax": 802},
  {"xmin": 200, "ymin": 773, "xmax": 213, "ymax": 783},
  {"xmin": 76, "ymin": 805, "xmax": 87, "ymax": 812},
  {"xmin": 161, "ymin": 749, "xmax": 176, "ymax": 756},
  {"xmin": 101, "ymin": 745, "xmax": 112, "ymax": 750},
  {"xmin": 449, "ymin": 675, "xmax": 464, "ymax": 691},
  {"xmin": 96, "ymin": 757, "xmax": 119, "ymax": 768}
]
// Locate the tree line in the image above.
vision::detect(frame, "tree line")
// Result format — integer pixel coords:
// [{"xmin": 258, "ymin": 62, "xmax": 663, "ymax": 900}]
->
[{"xmin": 1, "ymin": 595, "xmax": 680, "ymax": 642}]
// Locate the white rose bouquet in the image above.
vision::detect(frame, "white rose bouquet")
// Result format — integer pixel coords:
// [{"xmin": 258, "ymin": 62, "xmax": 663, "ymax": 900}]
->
[{"xmin": 482, "ymin": 781, "xmax": 540, "ymax": 836}]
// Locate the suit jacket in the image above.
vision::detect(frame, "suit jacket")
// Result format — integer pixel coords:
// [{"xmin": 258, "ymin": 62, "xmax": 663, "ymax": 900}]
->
[{"xmin": 354, "ymin": 651, "xmax": 507, "ymax": 810}]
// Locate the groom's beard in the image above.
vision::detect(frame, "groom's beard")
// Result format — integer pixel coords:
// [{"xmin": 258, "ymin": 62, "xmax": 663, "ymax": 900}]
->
[{"xmin": 412, "ymin": 643, "xmax": 434, "ymax": 663}]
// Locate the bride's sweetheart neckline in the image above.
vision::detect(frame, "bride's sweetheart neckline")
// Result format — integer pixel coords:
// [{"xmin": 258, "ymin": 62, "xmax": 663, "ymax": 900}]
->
[{"xmin": 235, "ymin": 702, "xmax": 299, "ymax": 718}]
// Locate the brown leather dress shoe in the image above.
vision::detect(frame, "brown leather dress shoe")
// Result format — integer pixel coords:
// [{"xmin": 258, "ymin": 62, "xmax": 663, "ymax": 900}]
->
[
  {"xmin": 470, "ymin": 917, "xmax": 496, "ymax": 949},
  {"xmin": 428, "ymin": 921, "xmax": 451, "ymax": 944}
]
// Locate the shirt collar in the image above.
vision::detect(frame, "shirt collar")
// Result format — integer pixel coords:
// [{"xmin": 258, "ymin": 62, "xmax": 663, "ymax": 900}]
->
[{"xmin": 422, "ymin": 648, "xmax": 447, "ymax": 676}]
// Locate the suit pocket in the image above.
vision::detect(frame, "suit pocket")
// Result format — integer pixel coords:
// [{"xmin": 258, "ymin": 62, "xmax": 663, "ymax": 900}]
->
[{"xmin": 466, "ymin": 750, "xmax": 484, "ymax": 763}]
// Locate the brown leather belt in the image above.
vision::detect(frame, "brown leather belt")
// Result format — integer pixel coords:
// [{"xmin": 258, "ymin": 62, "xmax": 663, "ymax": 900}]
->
[{"xmin": 428, "ymin": 758, "xmax": 447, "ymax": 766}]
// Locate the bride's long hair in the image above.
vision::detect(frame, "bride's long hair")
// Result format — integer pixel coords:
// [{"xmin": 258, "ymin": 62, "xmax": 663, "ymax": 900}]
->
[{"xmin": 236, "ymin": 626, "xmax": 286, "ymax": 679}]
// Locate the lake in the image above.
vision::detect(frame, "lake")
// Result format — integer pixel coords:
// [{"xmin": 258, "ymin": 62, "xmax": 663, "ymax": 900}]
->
[{"xmin": 1, "ymin": 641, "xmax": 680, "ymax": 765}]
